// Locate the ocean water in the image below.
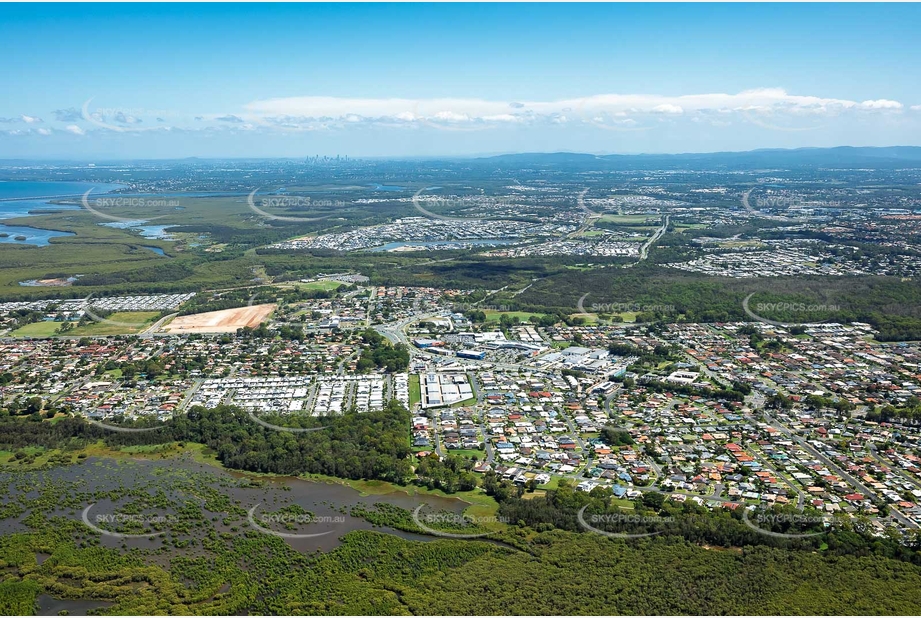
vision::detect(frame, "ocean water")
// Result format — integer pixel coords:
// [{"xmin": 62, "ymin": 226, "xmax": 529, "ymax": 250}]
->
[
  {"xmin": 0, "ymin": 197, "xmax": 80, "ymax": 220},
  {"xmin": 0, "ymin": 180, "xmax": 124, "ymax": 203},
  {"xmin": 0, "ymin": 181, "xmax": 123, "ymax": 246},
  {"xmin": 0, "ymin": 225, "xmax": 75, "ymax": 247}
]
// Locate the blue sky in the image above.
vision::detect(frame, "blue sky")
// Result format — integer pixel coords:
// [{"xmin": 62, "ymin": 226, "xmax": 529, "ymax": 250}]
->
[{"xmin": 2, "ymin": 3, "xmax": 920, "ymax": 159}]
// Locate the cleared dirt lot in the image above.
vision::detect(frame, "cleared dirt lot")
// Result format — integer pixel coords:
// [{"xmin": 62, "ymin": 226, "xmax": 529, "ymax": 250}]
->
[{"xmin": 163, "ymin": 304, "xmax": 275, "ymax": 334}]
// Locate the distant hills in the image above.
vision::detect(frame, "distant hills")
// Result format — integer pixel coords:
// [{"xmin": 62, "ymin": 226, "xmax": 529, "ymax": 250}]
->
[
  {"xmin": 4, "ymin": 146, "xmax": 921, "ymax": 170},
  {"xmin": 478, "ymin": 146, "xmax": 921, "ymax": 170}
]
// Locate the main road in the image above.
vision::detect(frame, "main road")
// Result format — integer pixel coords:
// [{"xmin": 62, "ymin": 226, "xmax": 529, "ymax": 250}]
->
[{"xmin": 638, "ymin": 214, "xmax": 669, "ymax": 262}]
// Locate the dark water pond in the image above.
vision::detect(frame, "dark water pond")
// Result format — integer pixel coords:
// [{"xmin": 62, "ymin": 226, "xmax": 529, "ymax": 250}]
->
[{"xmin": 36, "ymin": 595, "xmax": 113, "ymax": 616}]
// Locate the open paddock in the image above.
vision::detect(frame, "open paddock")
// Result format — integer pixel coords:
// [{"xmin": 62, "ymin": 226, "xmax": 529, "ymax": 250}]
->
[{"xmin": 163, "ymin": 303, "xmax": 275, "ymax": 334}]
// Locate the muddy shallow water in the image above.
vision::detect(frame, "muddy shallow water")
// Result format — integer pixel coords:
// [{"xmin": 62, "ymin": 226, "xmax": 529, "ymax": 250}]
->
[{"xmin": 0, "ymin": 455, "xmax": 470, "ymax": 554}]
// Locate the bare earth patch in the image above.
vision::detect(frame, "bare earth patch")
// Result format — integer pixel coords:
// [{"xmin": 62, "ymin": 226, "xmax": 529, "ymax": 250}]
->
[{"xmin": 163, "ymin": 304, "xmax": 275, "ymax": 334}]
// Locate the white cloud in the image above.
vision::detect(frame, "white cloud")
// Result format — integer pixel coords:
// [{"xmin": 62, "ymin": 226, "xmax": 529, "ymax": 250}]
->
[
  {"xmin": 36, "ymin": 128, "xmax": 52, "ymax": 136},
  {"xmin": 482, "ymin": 114, "xmax": 520, "ymax": 123},
  {"xmin": 859, "ymin": 99, "xmax": 902, "ymax": 110},
  {"xmin": 241, "ymin": 88, "xmax": 904, "ymax": 129},
  {"xmin": 15, "ymin": 89, "xmax": 911, "ymax": 141},
  {"xmin": 433, "ymin": 111, "xmax": 470, "ymax": 122},
  {"xmin": 651, "ymin": 104, "xmax": 683, "ymax": 115}
]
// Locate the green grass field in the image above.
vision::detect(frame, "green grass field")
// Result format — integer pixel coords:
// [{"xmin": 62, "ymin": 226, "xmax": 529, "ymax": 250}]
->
[
  {"xmin": 297, "ymin": 280, "xmax": 346, "ymax": 291},
  {"xmin": 9, "ymin": 321, "xmax": 63, "ymax": 337},
  {"xmin": 444, "ymin": 448, "xmax": 483, "ymax": 459},
  {"xmin": 409, "ymin": 374, "xmax": 421, "ymax": 407},
  {"xmin": 599, "ymin": 214, "xmax": 659, "ymax": 224},
  {"xmin": 68, "ymin": 311, "xmax": 160, "ymax": 336}
]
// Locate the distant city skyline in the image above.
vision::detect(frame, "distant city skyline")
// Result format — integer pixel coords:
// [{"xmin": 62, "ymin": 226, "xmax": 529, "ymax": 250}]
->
[{"xmin": 2, "ymin": 3, "xmax": 921, "ymax": 159}]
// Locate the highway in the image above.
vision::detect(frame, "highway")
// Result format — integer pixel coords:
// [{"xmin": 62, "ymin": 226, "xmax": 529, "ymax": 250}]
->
[
  {"xmin": 617, "ymin": 213, "xmax": 670, "ymax": 268},
  {"xmin": 142, "ymin": 312, "xmax": 177, "ymax": 336},
  {"xmin": 638, "ymin": 214, "xmax": 669, "ymax": 261}
]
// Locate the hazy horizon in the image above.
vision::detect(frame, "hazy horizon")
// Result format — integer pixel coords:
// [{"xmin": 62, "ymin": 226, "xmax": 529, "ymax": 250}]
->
[{"xmin": 3, "ymin": 144, "xmax": 921, "ymax": 164}]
